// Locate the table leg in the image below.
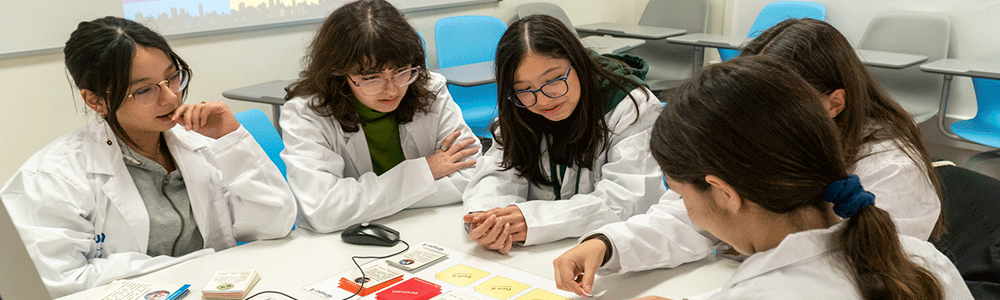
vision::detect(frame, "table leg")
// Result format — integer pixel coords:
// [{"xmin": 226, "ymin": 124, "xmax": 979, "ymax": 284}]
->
[
  {"xmin": 936, "ymin": 74, "xmax": 964, "ymax": 141},
  {"xmin": 272, "ymin": 104, "xmax": 282, "ymax": 136},
  {"xmin": 692, "ymin": 46, "xmax": 705, "ymax": 75}
]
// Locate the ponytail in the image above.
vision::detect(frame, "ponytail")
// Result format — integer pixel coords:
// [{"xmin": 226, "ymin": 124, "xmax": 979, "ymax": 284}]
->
[{"xmin": 830, "ymin": 177, "xmax": 943, "ymax": 300}]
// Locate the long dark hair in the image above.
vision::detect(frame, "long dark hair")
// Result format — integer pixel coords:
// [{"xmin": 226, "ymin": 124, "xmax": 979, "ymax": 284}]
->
[
  {"xmin": 64, "ymin": 16, "xmax": 190, "ymax": 147},
  {"xmin": 286, "ymin": 0, "xmax": 433, "ymax": 132},
  {"xmin": 652, "ymin": 56, "xmax": 943, "ymax": 300},
  {"xmin": 739, "ymin": 18, "xmax": 945, "ymax": 239},
  {"xmin": 492, "ymin": 14, "xmax": 645, "ymax": 186}
]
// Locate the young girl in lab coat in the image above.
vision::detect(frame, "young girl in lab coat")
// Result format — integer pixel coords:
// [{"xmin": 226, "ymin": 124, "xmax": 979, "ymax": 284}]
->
[
  {"xmin": 461, "ymin": 14, "xmax": 665, "ymax": 253},
  {"xmin": 281, "ymin": 0, "xmax": 481, "ymax": 233},
  {"xmin": 642, "ymin": 56, "xmax": 970, "ymax": 300},
  {"xmin": 552, "ymin": 19, "xmax": 947, "ymax": 295},
  {"xmin": 0, "ymin": 17, "xmax": 296, "ymax": 298}
]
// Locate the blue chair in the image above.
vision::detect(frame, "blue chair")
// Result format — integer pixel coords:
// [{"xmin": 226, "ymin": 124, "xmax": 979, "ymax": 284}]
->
[
  {"xmin": 234, "ymin": 109, "xmax": 287, "ymax": 179},
  {"xmin": 952, "ymin": 78, "xmax": 1000, "ymax": 169},
  {"xmin": 952, "ymin": 78, "xmax": 1000, "ymax": 148},
  {"xmin": 718, "ymin": 1, "xmax": 825, "ymax": 61},
  {"xmin": 435, "ymin": 15, "xmax": 506, "ymax": 139}
]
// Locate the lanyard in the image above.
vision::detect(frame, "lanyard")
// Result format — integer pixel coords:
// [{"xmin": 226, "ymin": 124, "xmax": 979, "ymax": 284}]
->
[{"xmin": 548, "ymin": 157, "xmax": 581, "ymax": 200}]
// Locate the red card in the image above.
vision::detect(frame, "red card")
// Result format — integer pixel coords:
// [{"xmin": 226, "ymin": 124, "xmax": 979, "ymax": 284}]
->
[{"xmin": 375, "ymin": 277, "xmax": 442, "ymax": 300}]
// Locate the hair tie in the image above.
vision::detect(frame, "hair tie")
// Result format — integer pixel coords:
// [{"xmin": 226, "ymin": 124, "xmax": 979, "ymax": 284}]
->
[{"xmin": 823, "ymin": 175, "xmax": 875, "ymax": 218}]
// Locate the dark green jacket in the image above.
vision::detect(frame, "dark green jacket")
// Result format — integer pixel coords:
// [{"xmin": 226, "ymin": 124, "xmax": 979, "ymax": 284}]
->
[{"xmin": 590, "ymin": 50, "xmax": 650, "ymax": 113}]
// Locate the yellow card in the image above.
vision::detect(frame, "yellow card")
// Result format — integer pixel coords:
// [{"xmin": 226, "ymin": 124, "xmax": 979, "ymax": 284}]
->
[
  {"xmin": 436, "ymin": 264, "xmax": 490, "ymax": 287},
  {"xmin": 514, "ymin": 289, "xmax": 570, "ymax": 300},
  {"xmin": 474, "ymin": 276, "xmax": 530, "ymax": 300}
]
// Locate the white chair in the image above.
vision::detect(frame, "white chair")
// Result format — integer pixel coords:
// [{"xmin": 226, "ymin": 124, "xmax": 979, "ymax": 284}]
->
[
  {"xmin": 515, "ymin": 3, "xmax": 646, "ymax": 55},
  {"xmin": 859, "ymin": 12, "xmax": 951, "ymax": 124},
  {"xmin": 623, "ymin": 0, "xmax": 709, "ymax": 91}
]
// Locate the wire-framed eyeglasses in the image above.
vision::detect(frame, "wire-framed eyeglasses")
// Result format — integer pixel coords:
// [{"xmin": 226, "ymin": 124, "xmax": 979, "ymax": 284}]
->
[
  {"xmin": 126, "ymin": 69, "xmax": 191, "ymax": 106},
  {"xmin": 510, "ymin": 65, "xmax": 573, "ymax": 108},
  {"xmin": 347, "ymin": 66, "xmax": 421, "ymax": 95}
]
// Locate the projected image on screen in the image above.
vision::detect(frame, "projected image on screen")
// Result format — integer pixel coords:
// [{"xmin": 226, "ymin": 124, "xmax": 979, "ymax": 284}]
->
[{"xmin": 123, "ymin": 0, "xmax": 348, "ymax": 34}]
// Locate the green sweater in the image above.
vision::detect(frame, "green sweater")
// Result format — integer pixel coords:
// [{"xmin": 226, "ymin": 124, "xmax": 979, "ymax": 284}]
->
[{"xmin": 352, "ymin": 100, "xmax": 406, "ymax": 175}]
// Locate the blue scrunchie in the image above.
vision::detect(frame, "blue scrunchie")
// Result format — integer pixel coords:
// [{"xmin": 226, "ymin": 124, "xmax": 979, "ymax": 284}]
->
[{"xmin": 823, "ymin": 175, "xmax": 875, "ymax": 218}]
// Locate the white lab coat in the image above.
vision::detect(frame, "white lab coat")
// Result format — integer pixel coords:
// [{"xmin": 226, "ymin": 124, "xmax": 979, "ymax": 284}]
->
[
  {"xmin": 462, "ymin": 87, "xmax": 665, "ymax": 246},
  {"xmin": 591, "ymin": 137, "xmax": 941, "ymax": 274},
  {"xmin": 280, "ymin": 71, "xmax": 481, "ymax": 233},
  {"xmin": 0, "ymin": 120, "xmax": 297, "ymax": 298},
  {"xmin": 685, "ymin": 222, "xmax": 973, "ymax": 300}
]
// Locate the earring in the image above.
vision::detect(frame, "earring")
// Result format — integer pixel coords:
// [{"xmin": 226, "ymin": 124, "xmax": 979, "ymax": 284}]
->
[{"xmin": 101, "ymin": 114, "xmax": 112, "ymax": 146}]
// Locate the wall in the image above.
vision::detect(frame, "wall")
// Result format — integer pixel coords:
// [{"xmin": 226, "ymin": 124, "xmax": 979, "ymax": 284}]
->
[{"xmin": 0, "ymin": 0, "xmax": 640, "ymax": 181}]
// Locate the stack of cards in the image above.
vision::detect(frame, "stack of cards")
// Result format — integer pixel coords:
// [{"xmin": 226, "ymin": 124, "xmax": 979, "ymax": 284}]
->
[
  {"xmin": 337, "ymin": 265, "xmax": 404, "ymax": 296},
  {"xmin": 374, "ymin": 278, "xmax": 441, "ymax": 300},
  {"xmin": 201, "ymin": 271, "xmax": 261, "ymax": 300},
  {"xmin": 386, "ymin": 247, "xmax": 448, "ymax": 272}
]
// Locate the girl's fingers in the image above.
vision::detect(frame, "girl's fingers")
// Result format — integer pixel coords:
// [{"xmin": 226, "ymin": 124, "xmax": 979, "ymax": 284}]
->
[
  {"xmin": 441, "ymin": 130, "xmax": 461, "ymax": 151},
  {"xmin": 447, "ymin": 137, "xmax": 476, "ymax": 155},
  {"xmin": 468, "ymin": 215, "xmax": 496, "ymax": 240}
]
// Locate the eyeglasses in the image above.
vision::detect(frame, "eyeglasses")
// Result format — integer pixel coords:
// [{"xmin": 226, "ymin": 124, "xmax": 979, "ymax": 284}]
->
[
  {"xmin": 126, "ymin": 69, "xmax": 191, "ymax": 106},
  {"xmin": 511, "ymin": 66, "xmax": 573, "ymax": 108},
  {"xmin": 347, "ymin": 66, "xmax": 421, "ymax": 95}
]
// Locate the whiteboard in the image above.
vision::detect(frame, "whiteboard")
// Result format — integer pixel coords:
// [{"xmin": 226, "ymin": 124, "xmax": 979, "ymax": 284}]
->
[{"xmin": 0, "ymin": 0, "xmax": 498, "ymax": 59}]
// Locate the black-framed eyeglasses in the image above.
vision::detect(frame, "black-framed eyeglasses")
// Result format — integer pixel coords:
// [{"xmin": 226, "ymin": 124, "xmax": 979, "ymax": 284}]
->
[
  {"xmin": 510, "ymin": 66, "xmax": 573, "ymax": 108},
  {"xmin": 347, "ymin": 66, "xmax": 421, "ymax": 95},
  {"xmin": 126, "ymin": 69, "xmax": 191, "ymax": 106}
]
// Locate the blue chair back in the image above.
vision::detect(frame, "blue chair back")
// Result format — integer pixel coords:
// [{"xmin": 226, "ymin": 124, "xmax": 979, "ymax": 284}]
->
[
  {"xmin": 719, "ymin": 1, "xmax": 825, "ymax": 61},
  {"xmin": 973, "ymin": 78, "xmax": 1000, "ymax": 117},
  {"xmin": 435, "ymin": 15, "xmax": 506, "ymax": 68},
  {"xmin": 234, "ymin": 109, "xmax": 287, "ymax": 179},
  {"xmin": 434, "ymin": 15, "xmax": 506, "ymax": 138},
  {"xmin": 951, "ymin": 78, "xmax": 1000, "ymax": 148}
]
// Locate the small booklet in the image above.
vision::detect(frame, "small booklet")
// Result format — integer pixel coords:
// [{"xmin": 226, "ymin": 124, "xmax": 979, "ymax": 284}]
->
[
  {"xmin": 88, "ymin": 279, "xmax": 190, "ymax": 300},
  {"xmin": 201, "ymin": 271, "xmax": 261, "ymax": 300}
]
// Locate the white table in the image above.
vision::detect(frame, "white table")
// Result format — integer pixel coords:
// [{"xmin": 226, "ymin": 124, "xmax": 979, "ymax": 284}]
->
[
  {"xmin": 433, "ymin": 61, "xmax": 496, "ymax": 87},
  {"xmin": 580, "ymin": 35, "xmax": 648, "ymax": 55},
  {"xmin": 222, "ymin": 80, "xmax": 291, "ymax": 131},
  {"xmin": 576, "ymin": 23, "xmax": 687, "ymax": 40},
  {"xmin": 919, "ymin": 58, "xmax": 1000, "ymax": 141},
  {"xmin": 57, "ymin": 204, "xmax": 738, "ymax": 300},
  {"xmin": 665, "ymin": 33, "xmax": 749, "ymax": 74}
]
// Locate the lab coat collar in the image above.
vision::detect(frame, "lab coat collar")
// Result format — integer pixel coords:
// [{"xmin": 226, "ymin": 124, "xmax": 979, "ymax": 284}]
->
[
  {"xmin": 724, "ymin": 222, "xmax": 847, "ymax": 287},
  {"xmin": 83, "ymin": 120, "xmax": 150, "ymax": 251},
  {"xmin": 342, "ymin": 112, "xmax": 438, "ymax": 174},
  {"xmin": 83, "ymin": 119, "xmax": 121, "ymax": 176},
  {"xmin": 344, "ymin": 127, "xmax": 373, "ymax": 175},
  {"xmin": 401, "ymin": 112, "xmax": 436, "ymax": 157}
]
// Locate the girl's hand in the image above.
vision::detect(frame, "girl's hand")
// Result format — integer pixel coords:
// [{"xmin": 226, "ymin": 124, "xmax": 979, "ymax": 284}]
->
[
  {"xmin": 171, "ymin": 101, "xmax": 240, "ymax": 139},
  {"xmin": 553, "ymin": 238, "xmax": 606, "ymax": 296},
  {"xmin": 426, "ymin": 130, "xmax": 478, "ymax": 179}
]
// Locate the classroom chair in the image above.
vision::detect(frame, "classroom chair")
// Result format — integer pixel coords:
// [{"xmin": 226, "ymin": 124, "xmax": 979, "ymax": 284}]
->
[
  {"xmin": 434, "ymin": 15, "xmax": 506, "ymax": 139},
  {"xmin": 234, "ymin": 109, "xmax": 287, "ymax": 179},
  {"xmin": 718, "ymin": 0, "xmax": 825, "ymax": 61},
  {"xmin": 951, "ymin": 78, "xmax": 1000, "ymax": 168},
  {"xmin": 623, "ymin": 0, "xmax": 710, "ymax": 91},
  {"xmin": 515, "ymin": 2, "xmax": 580, "ymax": 37},
  {"xmin": 859, "ymin": 11, "xmax": 950, "ymax": 124},
  {"xmin": 931, "ymin": 162, "xmax": 1000, "ymax": 299}
]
